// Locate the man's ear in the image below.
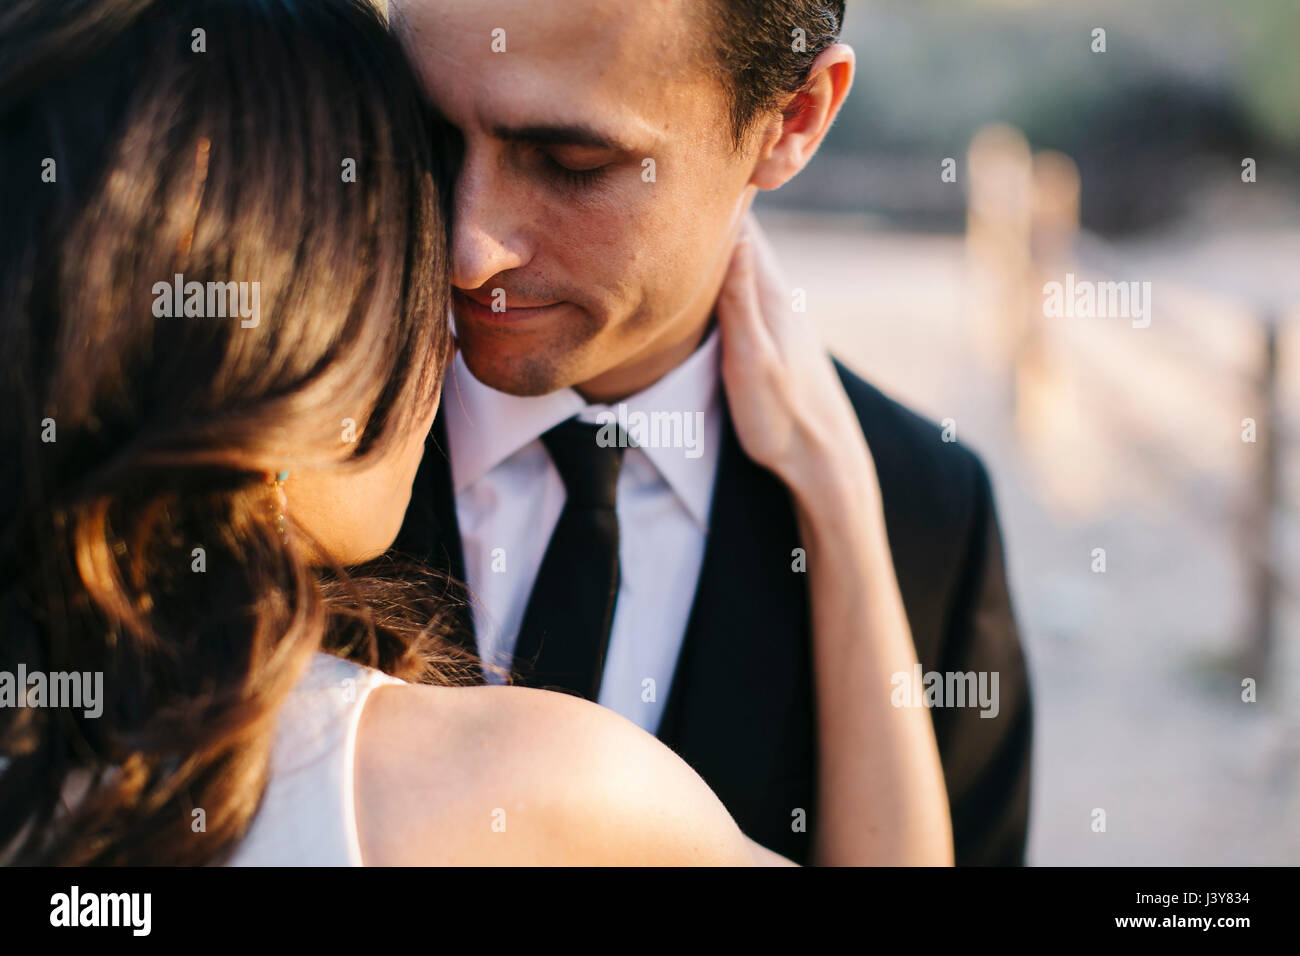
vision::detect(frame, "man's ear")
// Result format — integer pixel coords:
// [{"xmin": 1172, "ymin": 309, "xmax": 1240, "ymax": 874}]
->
[{"xmin": 749, "ymin": 43, "xmax": 855, "ymax": 192}]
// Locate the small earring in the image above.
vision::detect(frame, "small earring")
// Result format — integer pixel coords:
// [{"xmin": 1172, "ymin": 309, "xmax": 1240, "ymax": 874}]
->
[{"xmin": 267, "ymin": 470, "xmax": 289, "ymax": 536}]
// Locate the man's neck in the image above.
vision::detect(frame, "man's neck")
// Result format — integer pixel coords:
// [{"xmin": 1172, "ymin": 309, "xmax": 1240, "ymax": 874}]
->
[{"xmin": 573, "ymin": 315, "xmax": 716, "ymax": 405}]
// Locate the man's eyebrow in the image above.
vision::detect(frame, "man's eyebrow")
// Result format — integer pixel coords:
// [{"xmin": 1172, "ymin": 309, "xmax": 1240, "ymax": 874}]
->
[{"xmin": 490, "ymin": 122, "xmax": 637, "ymax": 152}]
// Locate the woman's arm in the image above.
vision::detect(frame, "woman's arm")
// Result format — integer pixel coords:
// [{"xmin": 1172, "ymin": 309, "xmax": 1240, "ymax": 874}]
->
[
  {"xmin": 716, "ymin": 212, "xmax": 954, "ymax": 866},
  {"xmin": 793, "ymin": 455, "xmax": 954, "ymax": 865}
]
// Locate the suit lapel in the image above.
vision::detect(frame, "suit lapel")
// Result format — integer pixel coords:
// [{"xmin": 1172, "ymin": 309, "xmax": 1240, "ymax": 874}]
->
[{"xmin": 656, "ymin": 409, "xmax": 813, "ymax": 833}]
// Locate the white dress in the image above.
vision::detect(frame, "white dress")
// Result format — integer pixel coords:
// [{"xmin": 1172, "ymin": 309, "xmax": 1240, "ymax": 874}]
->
[{"xmin": 227, "ymin": 653, "xmax": 404, "ymax": 866}]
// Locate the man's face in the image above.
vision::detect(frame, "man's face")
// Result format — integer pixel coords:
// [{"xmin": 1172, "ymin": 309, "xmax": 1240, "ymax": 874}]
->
[{"xmin": 393, "ymin": 0, "xmax": 759, "ymax": 399}]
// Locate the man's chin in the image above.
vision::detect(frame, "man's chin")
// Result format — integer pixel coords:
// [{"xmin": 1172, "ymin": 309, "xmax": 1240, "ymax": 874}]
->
[
  {"xmin": 453, "ymin": 305, "xmax": 609, "ymax": 397},
  {"xmin": 458, "ymin": 338, "xmax": 573, "ymax": 397},
  {"xmin": 456, "ymin": 322, "xmax": 691, "ymax": 402}
]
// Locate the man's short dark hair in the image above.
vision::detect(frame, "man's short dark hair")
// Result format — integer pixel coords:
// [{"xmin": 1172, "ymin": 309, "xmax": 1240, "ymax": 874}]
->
[{"xmin": 704, "ymin": 0, "xmax": 846, "ymax": 149}]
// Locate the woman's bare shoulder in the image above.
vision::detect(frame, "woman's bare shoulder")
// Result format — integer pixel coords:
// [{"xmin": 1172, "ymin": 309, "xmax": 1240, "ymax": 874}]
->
[{"xmin": 353, "ymin": 681, "xmax": 761, "ymax": 866}]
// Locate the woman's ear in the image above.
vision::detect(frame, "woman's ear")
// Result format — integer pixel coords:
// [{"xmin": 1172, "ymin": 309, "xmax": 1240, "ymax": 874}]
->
[{"xmin": 749, "ymin": 43, "xmax": 855, "ymax": 192}]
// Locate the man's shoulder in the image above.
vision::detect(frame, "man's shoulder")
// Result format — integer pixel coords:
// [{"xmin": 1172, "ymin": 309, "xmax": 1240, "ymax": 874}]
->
[{"xmin": 831, "ymin": 358, "xmax": 993, "ymax": 528}]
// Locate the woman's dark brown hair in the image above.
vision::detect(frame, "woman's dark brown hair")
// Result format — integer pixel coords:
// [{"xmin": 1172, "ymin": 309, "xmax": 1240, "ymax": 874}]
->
[{"xmin": 0, "ymin": 0, "xmax": 475, "ymax": 864}]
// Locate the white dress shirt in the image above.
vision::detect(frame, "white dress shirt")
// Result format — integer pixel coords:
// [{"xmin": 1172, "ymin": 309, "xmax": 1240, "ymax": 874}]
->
[{"xmin": 444, "ymin": 330, "xmax": 723, "ymax": 734}]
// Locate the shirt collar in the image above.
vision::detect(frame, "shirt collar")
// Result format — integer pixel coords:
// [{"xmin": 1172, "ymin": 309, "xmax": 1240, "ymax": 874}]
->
[
  {"xmin": 443, "ymin": 351, "xmax": 584, "ymax": 494},
  {"xmin": 444, "ymin": 328, "xmax": 722, "ymax": 529}
]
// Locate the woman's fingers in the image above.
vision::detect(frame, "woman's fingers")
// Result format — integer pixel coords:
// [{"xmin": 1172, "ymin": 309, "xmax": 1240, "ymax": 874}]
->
[
  {"xmin": 716, "ymin": 227, "xmax": 776, "ymax": 362},
  {"xmin": 726, "ymin": 211, "xmax": 805, "ymax": 364},
  {"xmin": 742, "ymin": 212, "xmax": 795, "ymax": 340}
]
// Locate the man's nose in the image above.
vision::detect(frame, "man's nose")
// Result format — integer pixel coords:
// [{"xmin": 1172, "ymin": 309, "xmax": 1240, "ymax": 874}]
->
[{"xmin": 450, "ymin": 160, "xmax": 531, "ymax": 291}]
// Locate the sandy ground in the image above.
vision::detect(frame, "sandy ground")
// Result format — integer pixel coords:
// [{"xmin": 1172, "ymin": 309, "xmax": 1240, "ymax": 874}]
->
[{"xmin": 759, "ymin": 209, "xmax": 1300, "ymax": 864}]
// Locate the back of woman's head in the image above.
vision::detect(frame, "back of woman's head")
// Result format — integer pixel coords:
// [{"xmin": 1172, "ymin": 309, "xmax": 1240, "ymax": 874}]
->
[{"xmin": 0, "ymin": 0, "xmax": 462, "ymax": 864}]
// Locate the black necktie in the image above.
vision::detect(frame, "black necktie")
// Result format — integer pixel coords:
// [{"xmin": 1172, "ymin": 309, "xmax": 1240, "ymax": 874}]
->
[{"xmin": 513, "ymin": 418, "xmax": 626, "ymax": 699}]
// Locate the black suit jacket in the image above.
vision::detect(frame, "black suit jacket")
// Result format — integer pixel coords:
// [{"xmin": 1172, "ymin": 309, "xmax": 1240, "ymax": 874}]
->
[{"xmin": 392, "ymin": 358, "xmax": 1033, "ymax": 865}]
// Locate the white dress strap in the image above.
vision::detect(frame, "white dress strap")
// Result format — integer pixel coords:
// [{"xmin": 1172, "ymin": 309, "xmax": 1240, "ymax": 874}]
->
[{"xmin": 227, "ymin": 652, "xmax": 404, "ymax": 866}]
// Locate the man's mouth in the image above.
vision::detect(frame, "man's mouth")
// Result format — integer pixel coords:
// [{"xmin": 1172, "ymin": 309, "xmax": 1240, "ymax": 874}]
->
[{"xmin": 454, "ymin": 288, "xmax": 566, "ymax": 325}]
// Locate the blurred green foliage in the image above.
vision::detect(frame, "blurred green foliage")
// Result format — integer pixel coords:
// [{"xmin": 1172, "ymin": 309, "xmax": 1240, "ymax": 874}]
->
[
  {"xmin": 1230, "ymin": 0, "xmax": 1300, "ymax": 150},
  {"xmin": 829, "ymin": 0, "xmax": 1299, "ymax": 156}
]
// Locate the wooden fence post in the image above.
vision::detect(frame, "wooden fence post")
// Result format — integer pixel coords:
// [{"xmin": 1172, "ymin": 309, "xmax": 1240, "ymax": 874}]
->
[
  {"xmin": 1245, "ymin": 316, "xmax": 1280, "ymax": 676},
  {"xmin": 966, "ymin": 124, "xmax": 1033, "ymax": 417}
]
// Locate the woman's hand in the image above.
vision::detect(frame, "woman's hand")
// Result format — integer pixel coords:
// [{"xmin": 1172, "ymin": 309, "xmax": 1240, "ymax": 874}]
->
[{"xmin": 715, "ymin": 212, "xmax": 878, "ymax": 505}]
